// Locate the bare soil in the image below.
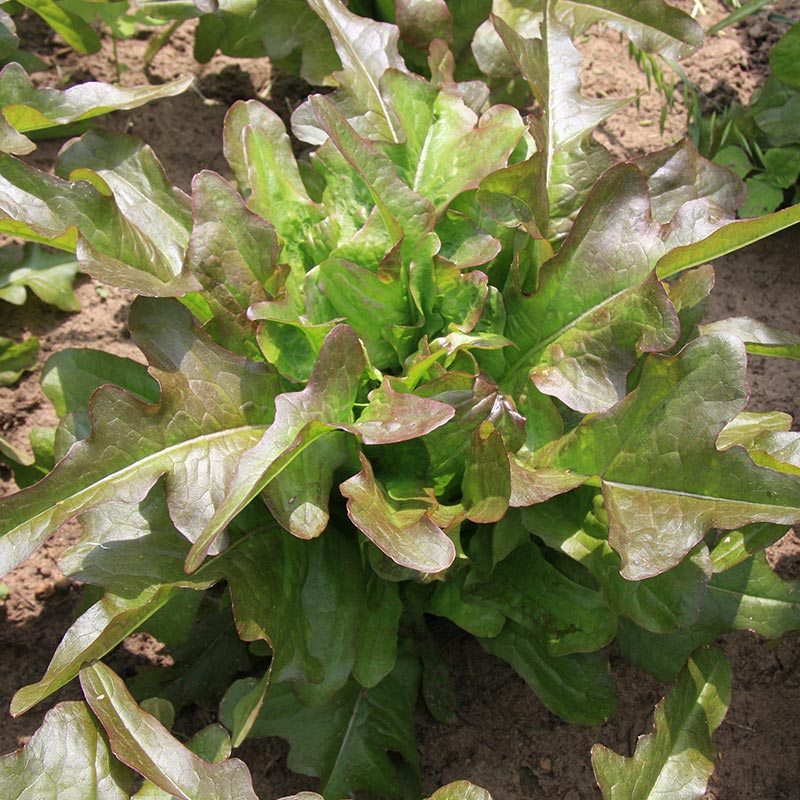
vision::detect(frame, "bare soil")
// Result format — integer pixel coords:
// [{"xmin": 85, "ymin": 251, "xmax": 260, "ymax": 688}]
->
[{"xmin": 1, "ymin": 2, "xmax": 799, "ymax": 798}]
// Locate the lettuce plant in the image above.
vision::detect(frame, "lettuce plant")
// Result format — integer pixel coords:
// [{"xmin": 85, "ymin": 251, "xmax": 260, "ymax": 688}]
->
[
  {"xmin": 1, "ymin": 0, "xmax": 169, "ymax": 57},
  {"xmin": 1, "ymin": 0, "xmax": 800, "ymax": 797}
]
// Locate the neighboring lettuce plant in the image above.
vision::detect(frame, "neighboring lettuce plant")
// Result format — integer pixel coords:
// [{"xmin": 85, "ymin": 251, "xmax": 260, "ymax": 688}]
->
[
  {"xmin": 0, "ymin": 60, "xmax": 191, "ymax": 155},
  {"xmin": 0, "ymin": 332, "xmax": 37, "ymax": 385},
  {"xmin": 1, "ymin": 0, "xmax": 800, "ymax": 798},
  {"xmin": 140, "ymin": 0, "xmax": 705, "ymax": 97},
  {"xmin": 693, "ymin": 18, "xmax": 800, "ymax": 217},
  {"xmin": 0, "ymin": 0, "xmax": 166, "ymax": 57}
]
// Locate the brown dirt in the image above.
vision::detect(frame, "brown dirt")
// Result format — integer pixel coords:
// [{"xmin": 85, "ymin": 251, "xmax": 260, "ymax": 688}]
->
[{"xmin": 1, "ymin": 2, "xmax": 800, "ymax": 798}]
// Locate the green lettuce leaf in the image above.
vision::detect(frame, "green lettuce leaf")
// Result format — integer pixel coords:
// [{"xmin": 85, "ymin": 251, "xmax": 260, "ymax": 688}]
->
[
  {"xmin": 0, "ymin": 700, "xmax": 134, "ymax": 799},
  {"xmin": 222, "ymin": 655, "xmax": 421, "ymax": 800},
  {"xmin": 0, "ymin": 298, "xmax": 280, "ymax": 577},
  {"xmin": 700, "ymin": 316, "xmax": 800, "ymax": 361},
  {"xmin": 81, "ymin": 662, "xmax": 260, "ymax": 800},
  {"xmin": 522, "ymin": 490, "xmax": 712, "ymax": 633},
  {"xmin": 592, "ymin": 646, "xmax": 731, "ymax": 800},
  {"xmin": 0, "ymin": 243, "xmax": 80, "ymax": 311},
  {"xmin": 480, "ymin": 620, "xmax": 617, "ymax": 724},
  {"xmin": 541, "ymin": 334, "xmax": 800, "ymax": 579},
  {"xmin": 0, "ymin": 334, "xmax": 38, "ymax": 385},
  {"xmin": 619, "ymin": 552, "xmax": 800, "ymax": 682},
  {"xmin": 0, "ymin": 62, "xmax": 190, "ymax": 152}
]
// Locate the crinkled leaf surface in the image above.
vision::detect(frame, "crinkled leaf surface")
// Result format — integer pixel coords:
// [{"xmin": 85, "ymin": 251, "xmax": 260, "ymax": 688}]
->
[
  {"xmin": 633, "ymin": 140, "xmax": 744, "ymax": 252},
  {"xmin": 504, "ymin": 163, "xmax": 678, "ymax": 413},
  {"xmin": 381, "ymin": 69, "xmax": 524, "ymax": 212},
  {"xmin": 295, "ymin": 0, "xmax": 409, "ymax": 145},
  {"xmin": 490, "ymin": 9, "xmax": 626, "ymax": 239},
  {"xmin": 185, "ymin": 169, "xmax": 284, "ymax": 359},
  {"xmin": 341, "ymin": 453, "xmax": 456, "ymax": 572},
  {"xmin": 0, "ymin": 297, "xmax": 280, "ymax": 577},
  {"xmin": 541, "ymin": 334, "xmax": 800, "ymax": 579},
  {"xmin": 309, "ymin": 94, "xmax": 436, "ymax": 248},
  {"xmin": 187, "ymin": 324, "xmax": 455, "ymax": 570},
  {"xmin": 13, "ymin": 471, "xmax": 391, "ymax": 721},
  {"xmin": 228, "ymin": 101, "xmax": 330, "ymax": 277},
  {"xmin": 182, "ymin": 323, "xmax": 366, "ymax": 568},
  {"xmin": 11, "ymin": 486, "xmax": 217, "ymax": 716},
  {"xmin": 0, "ymin": 700, "xmax": 133, "ymax": 799},
  {"xmin": 592, "ymin": 646, "xmax": 731, "ymax": 800},
  {"xmin": 619, "ymin": 551, "xmax": 800, "ymax": 682},
  {"xmin": 55, "ymin": 130, "xmax": 193, "ymax": 284},
  {"xmin": 81, "ymin": 662, "xmax": 259, "ymax": 800},
  {"xmin": 0, "ymin": 138, "xmax": 197, "ymax": 295},
  {"xmin": 474, "ymin": 0, "xmax": 702, "ymax": 82}
]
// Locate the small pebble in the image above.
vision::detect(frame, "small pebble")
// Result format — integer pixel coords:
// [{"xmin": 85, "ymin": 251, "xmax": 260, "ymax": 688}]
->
[
  {"xmin": 33, "ymin": 580, "xmax": 55, "ymax": 600},
  {"xmin": 539, "ymin": 757, "xmax": 552, "ymax": 773}
]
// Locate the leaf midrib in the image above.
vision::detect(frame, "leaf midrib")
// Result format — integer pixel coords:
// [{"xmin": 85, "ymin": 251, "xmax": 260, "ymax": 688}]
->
[
  {"xmin": 4, "ymin": 424, "xmax": 268, "ymax": 540},
  {"xmin": 508, "ymin": 284, "xmax": 632, "ymax": 376},
  {"xmin": 323, "ymin": 9, "xmax": 400, "ymax": 144},
  {"xmin": 603, "ymin": 479, "xmax": 800, "ymax": 514},
  {"xmin": 325, "ymin": 686, "xmax": 367, "ymax": 795}
]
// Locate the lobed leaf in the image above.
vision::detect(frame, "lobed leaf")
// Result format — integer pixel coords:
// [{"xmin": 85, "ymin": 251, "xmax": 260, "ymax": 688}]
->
[
  {"xmin": 187, "ymin": 324, "xmax": 455, "ymax": 570},
  {"xmin": 469, "ymin": 538, "xmax": 616, "ymax": 654},
  {"xmin": 522, "ymin": 490, "xmax": 712, "ymax": 633},
  {"xmin": 620, "ymin": 552, "xmax": 800, "ymax": 682},
  {"xmin": 491, "ymin": 7, "xmax": 626, "ymax": 239},
  {"xmin": 296, "ymin": 0, "xmax": 409, "ymax": 145},
  {"xmin": 81, "ymin": 662, "xmax": 259, "ymax": 800},
  {"xmin": 504, "ymin": 163, "xmax": 678, "ymax": 413},
  {"xmin": 0, "ymin": 701, "xmax": 133, "ymax": 799},
  {"xmin": 592, "ymin": 646, "xmax": 731, "ymax": 800},
  {"xmin": 0, "ymin": 142, "xmax": 197, "ymax": 296},
  {"xmin": 0, "ymin": 298, "xmax": 280, "ymax": 577},
  {"xmin": 341, "ymin": 453, "xmax": 456, "ymax": 572},
  {"xmin": 541, "ymin": 334, "xmax": 800, "ymax": 579},
  {"xmin": 185, "ymin": 169, "xmax": 284, "ymax": 359},
  {"xmin": 223, "ymin": 656, "xmax": 421, "ymax": 800}
]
